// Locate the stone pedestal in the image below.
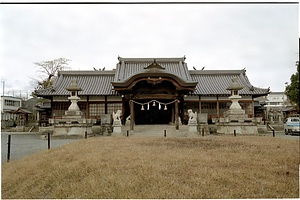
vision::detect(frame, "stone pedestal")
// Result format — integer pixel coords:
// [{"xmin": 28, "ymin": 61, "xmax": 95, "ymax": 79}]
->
[
  {"xmin": 188, "ymin": 119, "xmax": 198, "ymax": 132},
  {"xmin": 112, "ymin": 120, "xmax": 122, "ymax": 135},
  {"xmin": 100, "ymin": 114, "xmax": 112, "ymax": 135},
  {"xmin": 197, "ymin": 113, "xmax": 209, "ymax": 135},
  {"xmin": 125, "ymin": 115, "xmax": 131, "ymax": 126},
  {"xmin": 217, "ymin": 122, "xmax": 258, "ymax": 135}
]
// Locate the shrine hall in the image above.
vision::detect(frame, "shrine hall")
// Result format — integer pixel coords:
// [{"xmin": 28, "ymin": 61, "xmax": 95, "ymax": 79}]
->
[{"xmin": 35, "ymin": 56, "xmax": 270, "ymax": 130}]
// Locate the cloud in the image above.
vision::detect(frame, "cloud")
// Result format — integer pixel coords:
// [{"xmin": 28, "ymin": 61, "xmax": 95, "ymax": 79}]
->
[{"xmin": 0, "ymin": 3, "xmax": 298, "ymax": 94}]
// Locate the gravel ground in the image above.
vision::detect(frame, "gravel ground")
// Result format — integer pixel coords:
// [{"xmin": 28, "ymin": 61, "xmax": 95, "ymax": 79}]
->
[
  {"xmin": 264, "ymin": 131, "xmax": 300, "ymax": 140},
  {"xmin": 1, "ymin": 132, "xmax": 82, "ymax": 164}
]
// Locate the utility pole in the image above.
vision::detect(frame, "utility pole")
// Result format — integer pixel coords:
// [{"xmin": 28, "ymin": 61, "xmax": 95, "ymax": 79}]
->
[{"xmin": 2, "ymin": 81, "xmax": 4, "ymax": 96}]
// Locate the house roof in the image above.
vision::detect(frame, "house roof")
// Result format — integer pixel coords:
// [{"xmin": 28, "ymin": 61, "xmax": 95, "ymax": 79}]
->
[
  {"xmin": 9, "ymin": 108, "xmax": 32, "ymax": 114},
  {"xmin": 35, "ymin": 57, "xmax": 270, "ymax": 98}
]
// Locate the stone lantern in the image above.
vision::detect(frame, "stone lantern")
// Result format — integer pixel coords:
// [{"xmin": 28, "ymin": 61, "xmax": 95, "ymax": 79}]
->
[
  {"xmin": 65, "ymin": 78, "xmax": 82, "ymax": 116},
  {"xmin": 46, "ymin": 78, "xmax": 96, "ymax": 138},
  {"xmin": 225, "ymin": 77, "xmax": 245, "ymax": 115},
  {"xmin": 216, "ymin": 77, "xmax": 259, "ymax": 135}
]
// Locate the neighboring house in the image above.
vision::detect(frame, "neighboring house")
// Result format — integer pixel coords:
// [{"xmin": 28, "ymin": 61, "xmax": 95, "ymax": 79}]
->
[
  {"xmin": 1, "ymin": 96, "xmax": 34, "ymax": 128},
  {"xmin": 265, "ymin": 92, "xmax": 289, "ymax": 107},
  {"xmin": 1, "ymin": 96, "xmax": 22, "ymax": 121},
  {"xmin": 34, "ymin": 56, "xmax": 270, "ymax": 125},
  {"xmin": 282, "ymin": 106, "xmax": 299, "ymax": 118},
  {"xmin": 265, "ymin": 92, "xmax": 293, "ymax": 124},
  {"xmin": 1, "ymin": 96, "xmax": 22, "ymax": 127}
]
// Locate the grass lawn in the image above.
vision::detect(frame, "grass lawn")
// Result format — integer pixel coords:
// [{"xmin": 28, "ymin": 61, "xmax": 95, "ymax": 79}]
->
[{"xmin": 1, "ymin": 135, "xmax": 299, "ymax": 199}]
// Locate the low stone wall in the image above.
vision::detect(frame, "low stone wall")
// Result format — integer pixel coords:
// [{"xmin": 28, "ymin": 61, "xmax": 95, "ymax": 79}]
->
[
  {"xmin": 217, "ymin": 124, "xmax": 258, "ymax": 135},
  {"xmin": 267, "ymin": 124, "xmax": 284, "ymax": 131},
  {"xmin": 39, "ymin": 126, "xmax": 54, "ymax": 134},
  {"xmin": 257, "ymin": 125, "xmax": 268, "ymax": 133},
  {"xmin": 39, "ymin": 125, "xmax": 109, "ymax": 136}
]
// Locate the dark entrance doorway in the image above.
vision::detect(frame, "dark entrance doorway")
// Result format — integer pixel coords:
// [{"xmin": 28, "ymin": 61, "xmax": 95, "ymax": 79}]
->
[{"xmin": 134, "ymin": 101, "xmax": 172, "ymax": 125}]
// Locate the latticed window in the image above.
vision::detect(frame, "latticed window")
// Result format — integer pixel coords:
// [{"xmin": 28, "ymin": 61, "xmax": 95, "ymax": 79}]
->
[
  {"xmin": 201, "ymin": 102, "xmax": 217, "ymax": 116},
  {"xmin": 52, "ymin": 103, "xmax": 69, "ymax": 117},
  {"xmin": 240, "ymin": 102, "xmax": 253, "ymax": 116},
  {"xmin": 219, "ymin": 102, "xmax": 231, "ymax": 115},
  {"xmin": 107, "ymin": 103, "xmax": 122, "ymax": 115},
  {"xmin": 89, "ymin": 103, "xmax": 105, "ymax": 117},
  {"xmin": 184, "ymin": 102, "xmax": 199, "ymax": 112}
]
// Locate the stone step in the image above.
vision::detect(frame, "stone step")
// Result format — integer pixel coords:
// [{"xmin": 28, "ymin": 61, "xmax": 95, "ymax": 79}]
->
[{"xmin": 120, "ymin": 125, "xmax": 194, "ymax": 137}]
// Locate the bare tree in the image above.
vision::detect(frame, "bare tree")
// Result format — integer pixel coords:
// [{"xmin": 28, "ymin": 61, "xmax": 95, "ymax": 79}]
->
[{"xmin": 33, "ymin": 58, "xmax": 71, "ymax": 90}]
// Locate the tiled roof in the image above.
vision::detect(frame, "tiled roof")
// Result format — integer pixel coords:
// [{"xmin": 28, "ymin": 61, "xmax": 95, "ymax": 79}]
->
[
  {"xmin": 35, "ymin": 71, "xmax": 118, "ymax": 96},
  {"xmin": 35, "ymin": 62, "xmax": 270, "ymax": 98},
  {"xmin": 190, "ymin": 70, "xmax": 270, "ymax": 96},
  {"xmin": 114, "ymin": 57, "xmax": 193, "ymax": 82}
]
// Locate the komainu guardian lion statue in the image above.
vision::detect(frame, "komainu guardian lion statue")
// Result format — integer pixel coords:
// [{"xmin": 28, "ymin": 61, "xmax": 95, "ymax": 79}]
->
[
  {"xmin": 113, "ymin": 110, "xmax": 122, "ymax": 121},
  {"xmin": 187, "ymin": 109, "xmax": 197, "ymax": 121}
]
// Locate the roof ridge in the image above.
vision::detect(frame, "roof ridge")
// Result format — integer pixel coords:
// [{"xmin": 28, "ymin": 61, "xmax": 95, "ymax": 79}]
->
[
  {"xmin": 118, "ymin": 57, "xmax": 186, "ymax": 63},
  {"xmin": 58, "ymin": 70, "xmax": 116, "ymax": 75},
  {"xmin": 189, "ymin": 69, "xmax": 245, "ymax": 75}
]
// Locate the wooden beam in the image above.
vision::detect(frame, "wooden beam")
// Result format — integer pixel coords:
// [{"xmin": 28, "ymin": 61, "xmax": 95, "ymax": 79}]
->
[{"xmin": 133, "ymin": 94, "xmax": 176, "ymax": 100}]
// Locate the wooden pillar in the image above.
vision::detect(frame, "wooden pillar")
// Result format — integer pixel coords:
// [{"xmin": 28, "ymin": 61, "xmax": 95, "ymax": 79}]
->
[
  {"xmin": 252, "ymin": 98, "xmax": 255, "ymax": 118},
  {"xmin": 86, "ymin": 95, "xmax": 89, "ymax": 118},
  {"xmin": 175, "ymin": 99, "xmax": 179, "ymax": 130},
  {"xmin": 199, "ymin": 96, "xmax": 201, "ymax": 113},
  {"xmin": 104, "ymin": 96, "xmax": 108, "ymax": 114},
  {"xmin": 216, "ymin": 96, "xmax": 220, "ymax": 118},
  {"xmin": 171, "ymin": 105, "xmax": 175, "ymax": 124},
  {"xmin": 130, "ymin": 100, "xmax": 134, "ymax": 131},
  {"xmin": 122, "ymin": 96, "xmax": 126, "ymax": 125},
  {"xmin": 50, "ymin": 97, "xmax": 54, "ymax": 117}
]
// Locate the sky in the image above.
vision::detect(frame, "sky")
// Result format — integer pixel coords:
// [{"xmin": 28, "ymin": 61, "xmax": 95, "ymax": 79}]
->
[{"xmin": 0, "ymin": 1, "xmax": 299, "ymax": 98}]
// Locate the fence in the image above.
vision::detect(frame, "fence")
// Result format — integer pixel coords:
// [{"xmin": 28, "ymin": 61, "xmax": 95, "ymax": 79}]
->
[{"xmin": 1, "ymin": 134, "xmax": 81, "ymax": 163}]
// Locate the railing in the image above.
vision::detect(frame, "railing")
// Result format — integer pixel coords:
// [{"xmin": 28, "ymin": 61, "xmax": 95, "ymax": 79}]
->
[{"xmin": 267, "ymin": 124, "xmax": 275, "ymax": 137}]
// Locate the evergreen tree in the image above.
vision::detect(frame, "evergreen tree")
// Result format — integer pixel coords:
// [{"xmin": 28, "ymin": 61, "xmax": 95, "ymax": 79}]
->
[{"xmin": 285, "ymin": 61, "xmax": 299, "ymax": 109}]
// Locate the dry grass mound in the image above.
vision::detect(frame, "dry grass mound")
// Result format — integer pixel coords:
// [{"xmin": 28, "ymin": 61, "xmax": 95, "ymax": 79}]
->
[{"xmin": 2, "ymin": 135, "xmax": 299, "ymax": 199}]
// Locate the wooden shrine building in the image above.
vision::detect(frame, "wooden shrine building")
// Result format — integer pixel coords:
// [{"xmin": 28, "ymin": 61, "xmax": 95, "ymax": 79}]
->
[{"xmin": 35, "ymin": 56, "xmax": 270, "ymax": 129}]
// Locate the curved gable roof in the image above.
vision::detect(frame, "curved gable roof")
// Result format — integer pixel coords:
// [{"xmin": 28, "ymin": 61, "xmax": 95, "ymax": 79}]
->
[
  {"xmin": 112, "ymin": 57, "xmax": 197, "ymax": 91},
  {"xmin": 114, "ymin": 57, "xmax": 193, "ymax": 82}
]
